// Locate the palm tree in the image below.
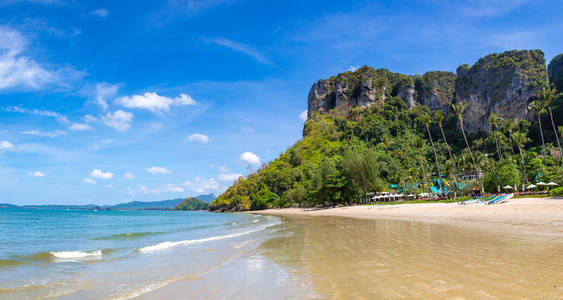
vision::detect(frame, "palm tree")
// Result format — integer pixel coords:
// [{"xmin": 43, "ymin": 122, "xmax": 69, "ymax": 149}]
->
[
  {"xmin": 420, "ymin": 113, "xmax": 441, "ymax": 178},
  {"xmin": 487, "ymin": 112, "xmax": 502, "ymax": 160},
  {"xmin": 503, "ymin": 118, "xmax": 517, "ymax": 155},
  {"xmin": 539, "ymin": 84, "xmax": 563, "ymax": 163},
  {"xmin": 512, "ymin": 131, "xmax": 531, "ymax": 184},
  {"xmin": 435, "ymin": 110, "xmax": 454, "ymax": 161},
  {"xmin": 528, "ymin": 100, "xmax": 547, "ymax": 166},
  {"xmin": 381, "ymin": 135, "xmax": 402, "ymax": 177},
  {"xmin": 451, "ymin": 102, "xmax": 483, "ymax": 193},
  {"xmin": 413, "ymin": 136, "xmax": 427, "ymax": 185}
]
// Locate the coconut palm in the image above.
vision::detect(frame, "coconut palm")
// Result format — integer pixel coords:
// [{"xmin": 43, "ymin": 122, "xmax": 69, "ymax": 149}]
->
[
  {"xmin": 487, "ymin": 112, "xmax": 502, "ymax": 160},
  {"xmin": 413, "ymin": 136, "xmax": 427, "ymax": 184},
  {"xmin": 380, "ymin": 135, "xmax": 402, "ymax": 177},
  {"xmin": 503, "ymin": 118, "xmax": 517, "ymax": 155},
  {"xmin": 539, "ymin": 84, "xmax": 563, "ymax": 163},
  {"xmin": 528, "ymin": 100, "xmax": 547, "ymax": 166},
  {"xmin": 451, "ymin": 102, "xmax": 483, "ymax": 192},
  {"xmin": 512, "ymin": 131, "xmax": 530, "ymax": 184},
  {"xmin": 435, "ymin": 110, "xmax": 454, "ymax": 161},
  {"xmin": 420, "ymin": 113, "xmax": 441, "ymax": 178}
]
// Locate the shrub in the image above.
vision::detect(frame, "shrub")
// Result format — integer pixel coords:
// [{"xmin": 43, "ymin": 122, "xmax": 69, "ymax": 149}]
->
[{"xmin": 549, "ymin": 187, "xmax": 563, "ymax": 197}]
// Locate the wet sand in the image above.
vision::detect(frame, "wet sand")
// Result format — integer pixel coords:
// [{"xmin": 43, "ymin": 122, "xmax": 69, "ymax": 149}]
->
[
  {"xmin": 258, "ymin": 216, "xmax": 563, "ymax": 299},
  {"xmin": 250, "ymin": 197, "xmax": 563, "ymax": 237}
]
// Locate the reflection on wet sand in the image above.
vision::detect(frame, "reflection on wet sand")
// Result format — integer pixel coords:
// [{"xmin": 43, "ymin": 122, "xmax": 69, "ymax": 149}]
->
[{"xmin": 260, "ymin": 216, "xmax": 563, "ymax": 299}]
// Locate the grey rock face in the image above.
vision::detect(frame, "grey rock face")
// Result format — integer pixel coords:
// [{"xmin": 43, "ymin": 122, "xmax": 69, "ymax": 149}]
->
[
  {"xmin": 306, "ymin": 50, "xmax": 546, "ymax": 134},
  {"xmin": 416, "ymin": 71, "xmax": 456, "ymax": 113},
  {"xmin": 548, "ymin": 53, "xmax": 563, "ymax": 92},
  {"xmin": 455, "ymin": 50, "xmax": 545, "ymax": 133}
]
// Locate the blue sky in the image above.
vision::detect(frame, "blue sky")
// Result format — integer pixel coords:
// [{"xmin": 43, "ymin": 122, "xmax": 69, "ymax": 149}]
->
[{"xmin": 1, "ymin": 0, "xmax": 562, "ymax": 205}]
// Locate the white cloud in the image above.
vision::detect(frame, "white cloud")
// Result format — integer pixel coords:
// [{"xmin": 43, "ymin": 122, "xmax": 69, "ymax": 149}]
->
[
  {"xmin": 217, "ymin": 165, "xmax": 230, "ymax": 172},
  {"xmin": 183, "ymin": 177, "xmax": 219, "ymax": 193},
  {"xmin": 187, "ymin": 133, "xmax": 210, "ymax": 143},
  {"xmin": 105, "ymin": 184, "xmax": 114, "ymax": 189},
  {"xmin": 28, "ymin": 170, "xmax": 45, "ymax": 177},
  {"xmin": 5, "ymin": 106, "xmax": 69, "ymax": 123},
  {"xmin": 240, "ymin": 151, "xmax": 261, "ymax": 166},
  {"xmin": 101, "ymin": 110, "xmax": 133, "ymax": 131},
  {"xmin": 146, "ymin": 166, "xmax": 171, "ymax": 175},
  {"xmin": 93, "ymin": 82, "xmax": 120, "ymax": 109},
  {"xmin": 21, "ymin": 129, "xmax": 66, "ymax": 138},
  {"xmin": 298, "ymin": 110, "xmax": 308, "ymax": 121},
  {"xmin": 346, "ymin": 65, "xmax": 360, "ymax": 72},
  {"xmin": 218, "ymin": 173, "xmax": 242, "ymax": 181},
  {"xmin": 152, "ymin": 183, "xmax": 185, "ymax": 194},
  {"xmin": 0, "ymin": 26, "xmax": 83, "ymax": 91},
  {"xmin": 83, "ymin": 178, "xmax": 96, "ymax": 184},
  {"xmin": 116, "ymin": 92, "xmax": 196, "ymax": 113},
  {"xmin": 128, "ymin": 184, "xmax": 148, "ymax": 195},
  {"xmin": 205, "ymin": 38, "xmax": 272, "ymax": 65},
  {"xmin": 0, "ymin": 140, "xmax": 15, "ymax": 150},
  {"xmin": 90, "ymin": 8, "xmax": 109, "ymax": 17},
  {"xmin": 84, "ymin": 115, "xmax": 98, "ymax": 123},
  {"xmin": 69, "ymin": 123, "xmax": 93, "ymax": 131},
  {"xmin": 124, "ymin": 171, "xmax": 134, "ymax": 180},
  {"xmin": 90, "ymin": 169, "xmax": 114, "ymax": 179}
]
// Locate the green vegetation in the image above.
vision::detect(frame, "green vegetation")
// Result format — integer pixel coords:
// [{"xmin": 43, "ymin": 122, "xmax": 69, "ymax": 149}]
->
[
  {"xmin": 549, "ymin": 187, "xmax": 563, "ymax": 197},
  {"xmin": 174, "ymin": 198, "xmax": 209, "ymax": 211},
  {"xmin": 210, "ymin": 51, "xmax": 563, "ymax": 212}
]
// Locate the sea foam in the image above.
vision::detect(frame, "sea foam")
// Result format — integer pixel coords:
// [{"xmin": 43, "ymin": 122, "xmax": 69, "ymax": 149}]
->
[
  {"xmin": 138, "ymin": 220, "xmax": 280, "ymax": 253},
  {"xmin": 50, "ymin": 250, "xmax": 103, "ymax": 259}
]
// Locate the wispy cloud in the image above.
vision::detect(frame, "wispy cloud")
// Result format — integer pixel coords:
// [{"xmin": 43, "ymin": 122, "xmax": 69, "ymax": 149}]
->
[
  {"xmin": 204, "ymin": 38, "xmax": 272, "ymax": 65},
  {"xmin": 0, "ymin": 26, "xmax": 84, "ymax": 91},
  {"xmin": 5, "ymin": 106, "xmax": 69, "ymax": 123},
  {"xmin": 68, "ymin": 123, "xmax": 93, "ymax": 131},
  {"xmin": 183, "ymin": 176, "xmax": 219, "ymax": 193},
  {"xmin": 146, "ymin": 166, "xmax": 171, "ymax": 175},
  {"xmin": 28, "ymin": 170, "xmax": 45, "ymax": 177},
  {"xmin": 90, "ymin": 169, "xmax": 114, "ymax": 179},
  {"xmin": 89, "ymin": 8, "xmax": 109, "ymax": 18},
  {"xmin": 101, "ymin": 110, "xmax": 134, "ymax": 131},
  {"xmin": 21, "ymin": 129, "xmax": 66, "ymax": 138}
]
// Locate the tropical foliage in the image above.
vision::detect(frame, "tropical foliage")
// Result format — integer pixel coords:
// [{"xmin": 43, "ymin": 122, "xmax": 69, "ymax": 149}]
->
[{"xmin": 210, "ymin": 83, "xmax": 563, "ymax": 211}]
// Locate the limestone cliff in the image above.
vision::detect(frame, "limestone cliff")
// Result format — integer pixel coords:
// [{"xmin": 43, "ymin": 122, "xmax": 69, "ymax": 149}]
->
[
  {"xmin": 415, "ymin": 71, "xmax": 456, "ymax": 113},
  {"xmin": 548, "ymin": 53, "xmax": 563, "ymax": 92},
  {"xmin": 307, "ymin": 49, "xmax": 547, "ymax": 134},
  {"xmin": 455, "ymin": 50, "xmax": 546, "ymax": 133},
  {"xmin": 307, "ymin": 66, "xmax": 415, "ymax": 119}
]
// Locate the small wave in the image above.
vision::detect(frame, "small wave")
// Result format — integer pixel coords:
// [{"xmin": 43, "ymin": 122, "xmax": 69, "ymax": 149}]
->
[
  {"xmin": 92, "ymin": 231, "xmax": 162, "ymax": 240},
  {"xmin": 0, "ymin": 259, "xmax": 27, "ymax": 268},
  {"xmin": 138, "ymin": 220, "xmax": 280, "ymax": 253},
  {"xmin": 50, "ymin": 250, "xmax": 102, "ymax": 259}
]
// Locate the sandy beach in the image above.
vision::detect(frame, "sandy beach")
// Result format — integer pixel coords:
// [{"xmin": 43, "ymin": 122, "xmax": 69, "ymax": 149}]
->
[{"xmin": 249, "ymin": 197, "xmax": 563, "ymax": 237}]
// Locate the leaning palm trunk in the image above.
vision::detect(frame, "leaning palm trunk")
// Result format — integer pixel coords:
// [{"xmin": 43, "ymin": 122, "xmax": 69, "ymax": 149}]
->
[
  {"xmin": 517, "ymin": 145, "xmax": 528, "ymax": 184},
  {"xmin": 492, "ymin": 128, "xmax": 501, "ymax": 160},
  {"xmin": 426, "ymin": 126, "xmax": 442, "ymax": 178},
  {"xmin": 386, "ymin": 149, "xmax": 402, "ymax": 177},
  {"xmin": 439, "ymin": 124, "xmax": 458, "ymax": 182},
  {"xmin": 537, "ymin": 115, "xmax": 547, "ymax": 166},
  {"xmin": 459, "ymin": 118, "xmax": 483, "ymax": 193},
  {"xmin": 547, "ymin": 106, "xmax": 563, "ymax": 164}
]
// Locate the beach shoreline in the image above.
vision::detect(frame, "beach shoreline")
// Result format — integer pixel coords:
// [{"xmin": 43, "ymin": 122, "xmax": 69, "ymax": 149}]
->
[{"xmin": 245, "ymin": 197, "xmax": 563, "ymax": 238}]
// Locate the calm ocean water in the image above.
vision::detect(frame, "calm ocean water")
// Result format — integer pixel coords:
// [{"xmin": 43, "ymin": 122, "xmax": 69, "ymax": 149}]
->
[{"xmin": 0, "ymin": 208, "xmax": 287, "ymax": 299}]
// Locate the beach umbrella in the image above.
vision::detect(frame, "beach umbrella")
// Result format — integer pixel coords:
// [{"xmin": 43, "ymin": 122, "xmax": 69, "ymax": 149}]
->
[
  {"xmin": 526, "ymin": 184, "xmax": 537, "ymax": 189},
  {"xmin": 537, "ymin": 182, "xmax": 547, "ymax": 186},
  {"xmin": 547, "ymin": 182, "xmax": 558, "ymax": 186},
  {"xmin": 503, "ymin": 185, "xmax": 513, "ymax": 190}
]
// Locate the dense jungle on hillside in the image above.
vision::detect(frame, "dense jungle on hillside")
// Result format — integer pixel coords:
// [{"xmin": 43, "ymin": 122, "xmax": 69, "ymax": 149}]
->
[{"xmin": 210, "ymin": 51, "xmax": 563, "ymax": 211}]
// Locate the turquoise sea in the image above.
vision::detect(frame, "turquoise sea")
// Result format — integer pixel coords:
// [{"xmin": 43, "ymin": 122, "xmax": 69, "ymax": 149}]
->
[{"xmin": 0, "ymin": 208, "xmax": 293, "ymax": 299}]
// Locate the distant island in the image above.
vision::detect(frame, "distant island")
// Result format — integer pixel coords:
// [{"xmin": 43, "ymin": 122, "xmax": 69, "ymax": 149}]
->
[
  {"xmin": 0, "ymin": 193, "xmax": 215, "ymax": 211},
  {"xmin": 173, "ymin": 197, "xmax": 209, "ymax": 211}
]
